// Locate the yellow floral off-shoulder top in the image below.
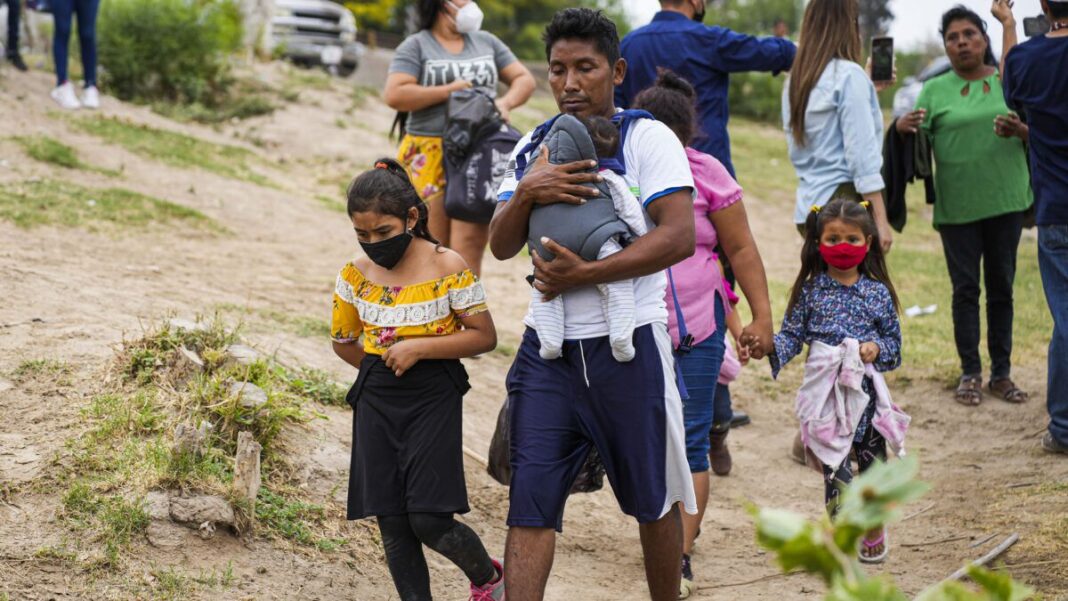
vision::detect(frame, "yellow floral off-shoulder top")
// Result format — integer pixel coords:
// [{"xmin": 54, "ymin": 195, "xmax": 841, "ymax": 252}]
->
[{"xmin": 331, "ymin": 263, "xmax": 489, "ymax": 356}]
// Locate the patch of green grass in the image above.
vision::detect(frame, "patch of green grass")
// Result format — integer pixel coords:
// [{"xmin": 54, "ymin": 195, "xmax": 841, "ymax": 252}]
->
[
  {"xmin": 34, "ymin": 545, "xmax": 78, "ymax": 563},
  {"xmin": 69, "ymin": 393, "xmax": 232, "ymax": 495},
  {"xmin": 286, "ymin": 368, "xmax": 346, "ymax": 407},
  {"xmin": 285, "ymin": 69, "xmax": 334, "ymax": 92},
  {"xmin": 84, "ymin": 392, "xmax": 167, "ymax": 442},
  {"xmin": 153, "ymin": 94, "xmax": 276, "ymax": 125},
  {"xmin": 0, "ymin": 179, "xmax": 222, "ymax": 232},
  {"xmin": 887, "ymin": 237, "xmax": 1049, "ymax": 381},
  {"xmin": 52, "ymin": 316, "xmax": 349, "ymax": 571},
  {"xmin": 152, "ymin": 566, "xmax": 191, "ymax": 600},
  {"xmin": 728, "ymin": 117, "xmax": 797, "ymax": 205},
  {"xmin": 61, "ymin": 482, "xmax": 149, "ymax": 569},
  {"xmin": 121, "ymin": 315, "xmax": 241, "ymax": 385},
  {"xmin": 13, "ymin": 358, "xmax": 69, "ymax": 380},
  {"xmin": 15, "ymin": 135, "xmax": 78, "ymax": 168},
  {"xmin": 191, "ymin": 561, "xmax": 235, "ymax": 588},
  {"xmin": 188, "ymin": 362, "xmax": 312, "ymax": 458},
  {"xmin": 255, "ymin": 488, "xmax": 345, "ymax": 549},
  {"xmin": 12, "ymin": 135, "xmax": 121, "ymax": 176},
  {"xmin": 119, "ymin": 316, "xmax": 329, "ymax": 457},
  {"xmin": 70, "ymin": 116, "xmax": 273, "ymax": 187}
]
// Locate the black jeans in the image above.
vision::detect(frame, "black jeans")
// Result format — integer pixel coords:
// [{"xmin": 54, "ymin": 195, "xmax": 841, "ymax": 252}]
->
[
  {"xmin": 938, "ymin": 211, "xmax": 1025, "ymax": 380},
  {"xmin": 4, "ymin": 0, "xmax": 19, "ymax": 56},
  {"xmin": 377, "ymin": 513, "xmax": 496, "ymax": 601}
]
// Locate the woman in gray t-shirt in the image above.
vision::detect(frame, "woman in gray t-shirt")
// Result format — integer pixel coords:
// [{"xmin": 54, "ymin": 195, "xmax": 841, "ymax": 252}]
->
[{"xmin": 384, "ymin": 0, "xmax": 535, "ymax": 275}]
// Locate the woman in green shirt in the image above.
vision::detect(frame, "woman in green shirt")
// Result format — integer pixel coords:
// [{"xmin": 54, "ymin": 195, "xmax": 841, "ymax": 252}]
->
[{"xmin": 897, "ymin": 6, "xmax": 1032, "ymax": 406}]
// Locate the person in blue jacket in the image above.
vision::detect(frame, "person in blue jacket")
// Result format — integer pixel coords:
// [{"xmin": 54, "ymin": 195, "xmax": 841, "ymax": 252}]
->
[{"xmin": 616, "ymin": 0, "xmax": 796, "ymax": 178}]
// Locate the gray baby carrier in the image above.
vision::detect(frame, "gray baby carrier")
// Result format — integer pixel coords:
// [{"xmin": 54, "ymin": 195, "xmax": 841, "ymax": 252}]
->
[{"xmin": 516, "ymin": 110, "xmax": 654, "ymax": 261}]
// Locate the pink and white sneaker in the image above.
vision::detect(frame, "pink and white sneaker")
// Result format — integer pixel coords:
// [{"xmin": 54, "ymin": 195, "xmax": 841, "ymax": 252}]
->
[{"xmin": 469, "ymin": 558, "xmax": 505, "ymax": 601}]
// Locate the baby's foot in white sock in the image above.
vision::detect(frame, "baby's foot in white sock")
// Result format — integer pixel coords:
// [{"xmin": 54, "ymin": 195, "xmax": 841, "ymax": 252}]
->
[
  {"xmin": 539, "ymin": 344, "xmax": 563, "ymax": 360},
  {"xmin": 610, "ymin": 338, "xmax": 635, "ymax": 362}
]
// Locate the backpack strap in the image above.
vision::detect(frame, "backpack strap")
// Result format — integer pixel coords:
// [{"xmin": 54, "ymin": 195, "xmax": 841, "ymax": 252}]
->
[
  {"xmin": 513, "ymin": 114, "xmax": 563, "ymax": 181},
  {"xmin": 666, "ymin": 266, "xmax": 693, "ymax": 400},
  {"xmin": 514, "ymin": 110, "xmax": 657, "ymax": 180},
  {"xmin": 598, "ymin": 109, "xmax": 655, "ymax": 176}
]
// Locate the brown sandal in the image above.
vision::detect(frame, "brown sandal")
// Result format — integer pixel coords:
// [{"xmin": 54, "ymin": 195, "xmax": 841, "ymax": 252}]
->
[
  {"xmin": 955, "ymin": 375, "xmax": 982, "ymax": 406},
  {"xmin": 989, "ymin": 378, "xmax": 1028, "ymax": 404}
]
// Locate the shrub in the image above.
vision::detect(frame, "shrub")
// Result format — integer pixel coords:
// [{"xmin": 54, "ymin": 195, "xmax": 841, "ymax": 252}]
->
[
  {"xmin": 753, "ymin": 457, "xmax": 1035, "ymax": 600},
  {"xmin": 728, "ymin": 72, "xmax": 786, "ymax": 125},
  {"xmin": 97, "ymin": 0, "xmax": 242, "ymax": 105}
]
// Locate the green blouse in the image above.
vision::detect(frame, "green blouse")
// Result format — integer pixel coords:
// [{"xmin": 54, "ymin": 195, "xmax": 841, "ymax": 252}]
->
[{"xmin": 916, "ymin": 69, "xmax": 1033, "ymax": 227}]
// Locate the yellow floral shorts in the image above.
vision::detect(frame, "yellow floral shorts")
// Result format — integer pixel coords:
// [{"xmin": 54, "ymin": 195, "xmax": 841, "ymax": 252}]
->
[{"xmin": 397, "ymin": 134, "xmax": 446, "ymax": 202}]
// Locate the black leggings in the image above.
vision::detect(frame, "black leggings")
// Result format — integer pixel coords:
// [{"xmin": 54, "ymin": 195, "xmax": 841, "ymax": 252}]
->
[
  {"xmin": 377, "ymin": 513, "xmax": 496, "ymax": 601},
  {"xmin": 821, "ymin": 390, "xmax": 887, "ymax": 518}
]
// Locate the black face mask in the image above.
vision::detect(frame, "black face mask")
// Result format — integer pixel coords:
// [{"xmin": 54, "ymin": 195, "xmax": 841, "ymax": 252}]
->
[{"xmin": 360, "ymin": 230, "xmax": 413, "ymax": 270}]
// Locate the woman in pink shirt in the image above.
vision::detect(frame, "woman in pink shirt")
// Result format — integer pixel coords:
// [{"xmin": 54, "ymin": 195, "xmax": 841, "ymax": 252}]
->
[{"xmin": 635, "ymin": 70, "xmax": 773, "ymax": 598}]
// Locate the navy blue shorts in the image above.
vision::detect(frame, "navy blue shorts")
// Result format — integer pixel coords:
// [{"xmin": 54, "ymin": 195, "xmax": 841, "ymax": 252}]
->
[{"xmin": 505, "ymin": 323, "xmax": 695, "ymax": 531}]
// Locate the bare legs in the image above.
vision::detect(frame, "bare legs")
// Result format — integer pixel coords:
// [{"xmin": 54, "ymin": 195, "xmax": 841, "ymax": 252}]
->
[
  {"xmin": 426, "ymin": 193, "xmax": 450, "ymax": 247},
  {"xmin": 640, "ymin": 504, "xmax": 684, "ymax": 600},
  {"xmin": 503, "ymin": 505, "xmax": 683, "ymax": 601},
  {"xmin": 503, "ymin": 526, "xmax": 555, "ymax": 600},
  {"xmin": 425, "ymin": 193, "xmax": 489, "ymax": 276},
  {"xmin": 681, "ymin": 471, "xmax": 709, "ymax": 555},
  {"xmin": 450, "ymin": 218, "xmax": 489, "ymax": 277}
]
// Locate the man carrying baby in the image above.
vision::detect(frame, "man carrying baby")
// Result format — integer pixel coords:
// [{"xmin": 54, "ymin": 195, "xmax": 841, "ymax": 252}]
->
[
  {"xmin": 525, "ymin": 113, "xmax": 650, "ymax": 362},
  {"xmin": 487, "ymin": 8, "xmax": 700, "ymax": 600}
]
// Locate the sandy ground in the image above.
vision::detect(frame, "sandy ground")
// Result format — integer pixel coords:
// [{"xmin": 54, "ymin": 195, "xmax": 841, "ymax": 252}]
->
[{"xmin": 1, "ymin": 64, "xmax": 1067, "ymax": 600}]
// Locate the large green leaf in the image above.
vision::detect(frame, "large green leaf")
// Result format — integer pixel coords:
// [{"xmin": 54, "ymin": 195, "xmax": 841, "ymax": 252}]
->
[
  {"xmin": 967, "ymin": 566, "xmax": 1036, "ymax": 601},
  {"xmin": 752, "ymin": 507, "xmax": 841, "ymax": 583},
  {"xmin": 835, "ymin": 456, "xmax": 930, "ymax": 533},
  {"xmin": 826, "ymin": 574, "xmax": 909, "ymax": 601}
]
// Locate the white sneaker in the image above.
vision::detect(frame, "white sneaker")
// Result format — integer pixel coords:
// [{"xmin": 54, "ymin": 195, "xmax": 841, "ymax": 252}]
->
[
  {"xmin": 81, "ymin": 86, "xmax": 100, "ymax": 109},
  {"xmin": 51, "ymin": 82, "xmax": 82, "ymax": 110}
]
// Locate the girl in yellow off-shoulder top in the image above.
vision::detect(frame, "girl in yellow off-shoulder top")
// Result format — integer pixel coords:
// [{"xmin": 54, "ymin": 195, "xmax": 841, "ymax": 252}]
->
[{"xmin": 330, "ymin": 158, "xmax": 505, "ymax": 599}]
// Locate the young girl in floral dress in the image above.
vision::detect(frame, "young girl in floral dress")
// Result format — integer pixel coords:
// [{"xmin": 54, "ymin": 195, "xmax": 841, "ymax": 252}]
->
[{"xmin": 330, "ymin": 158, "xmax": 505, "ymax": 600}]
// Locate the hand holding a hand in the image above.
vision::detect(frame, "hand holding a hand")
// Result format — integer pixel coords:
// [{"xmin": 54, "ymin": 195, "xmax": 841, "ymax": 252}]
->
[{"xmin": 859, "ymin": 341, "xmax": 881, "ymax": 364}]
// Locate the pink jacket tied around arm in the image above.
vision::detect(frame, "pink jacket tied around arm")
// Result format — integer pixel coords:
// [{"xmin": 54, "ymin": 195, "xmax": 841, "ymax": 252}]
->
[{"xmin": 796, "ymin": 338, "xmax": 910, "ymax": 468}]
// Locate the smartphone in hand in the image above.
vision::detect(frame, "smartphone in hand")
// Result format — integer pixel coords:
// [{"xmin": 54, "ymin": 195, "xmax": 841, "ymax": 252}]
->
[
  {"xmin": 871, "ymin": 37, "xmax": 894, "ymax": 83},
  {"xmin": 1023, "ymin": 15, "xmax": 1050, "ymax": 37}
]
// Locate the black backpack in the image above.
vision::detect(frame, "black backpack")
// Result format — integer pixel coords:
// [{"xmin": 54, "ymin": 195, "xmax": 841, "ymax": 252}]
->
[{"xmin": 442, "ymin": 90, "xmax": 521, "ymax": 223}]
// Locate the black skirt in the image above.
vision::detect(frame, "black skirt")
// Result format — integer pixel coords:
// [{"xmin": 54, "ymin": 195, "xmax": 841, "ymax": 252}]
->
[{"xmin": 346, "ymin": 355, "xmax": 472, "ymax": 520}]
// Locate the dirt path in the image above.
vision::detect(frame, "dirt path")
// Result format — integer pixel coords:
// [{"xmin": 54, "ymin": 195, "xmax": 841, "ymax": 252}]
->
[{"xmin": 1, "ymin": 65, "xmax": 1066, "ymax": 600}]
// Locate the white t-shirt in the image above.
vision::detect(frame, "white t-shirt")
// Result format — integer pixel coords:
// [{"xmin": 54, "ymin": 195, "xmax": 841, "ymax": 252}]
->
[{"xmin": 497, "ymin": 116, "xmax": 695, "ymax": 340}]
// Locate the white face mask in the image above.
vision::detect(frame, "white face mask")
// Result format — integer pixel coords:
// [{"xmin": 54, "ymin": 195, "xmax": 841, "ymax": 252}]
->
[{"xmin": 448, "ymin": 1, "xmax": 484, "ymax": 34}]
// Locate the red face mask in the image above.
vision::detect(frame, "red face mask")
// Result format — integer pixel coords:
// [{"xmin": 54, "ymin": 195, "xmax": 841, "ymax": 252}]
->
[{"xmin": 820, "ymin": 242, "xmax": 868, "ymax": 270}]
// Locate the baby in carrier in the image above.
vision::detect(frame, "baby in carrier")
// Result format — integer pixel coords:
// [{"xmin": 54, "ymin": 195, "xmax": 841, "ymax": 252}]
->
[{"xmin": 527, "ymin": 114, "xmax": 647, "ymax": 362}]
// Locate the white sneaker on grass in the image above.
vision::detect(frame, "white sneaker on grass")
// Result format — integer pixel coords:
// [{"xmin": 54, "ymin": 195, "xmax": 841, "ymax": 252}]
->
[
  {"xmin": 51, "ymin": 82, "xmax": 82, "ymax": 110},
  {"xmin": 81, "ymin": 86, "xmax": 100, "ymax": 109}
]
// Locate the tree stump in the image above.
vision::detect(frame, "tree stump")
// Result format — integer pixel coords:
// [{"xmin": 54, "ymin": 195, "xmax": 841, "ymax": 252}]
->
[
  {"xmin": 173, "ymin": 422, "xmax": 209, "ymax": 458},
  {"xmin": 233, "ymin": 431, "xmax": 262, "ymax": 533}
]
